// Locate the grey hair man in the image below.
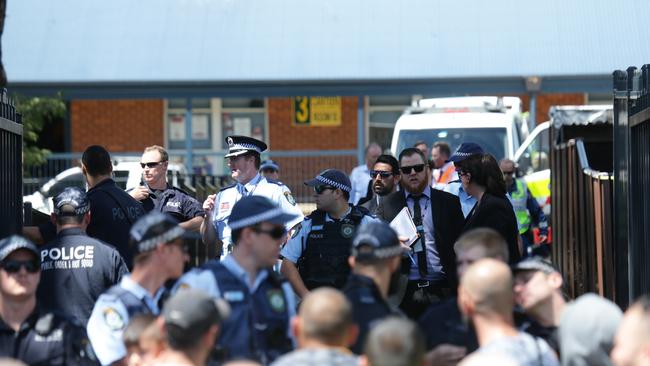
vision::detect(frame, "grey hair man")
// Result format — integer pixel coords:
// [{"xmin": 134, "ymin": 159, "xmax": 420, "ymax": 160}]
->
[{"xmin": 361, "ymin": 317, "xmax": 425, "ymax": 366}]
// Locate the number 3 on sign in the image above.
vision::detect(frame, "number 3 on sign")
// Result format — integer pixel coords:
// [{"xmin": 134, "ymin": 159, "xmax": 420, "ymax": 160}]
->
[{"xmin": 294, "ymin": 96, "xmax": 310, "ymax": 125}]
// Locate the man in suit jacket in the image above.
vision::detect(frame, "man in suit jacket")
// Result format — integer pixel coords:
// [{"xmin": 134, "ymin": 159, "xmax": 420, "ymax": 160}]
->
[
  {"xmin": 376, "ymin": 148, "xmax": 465, "ymax": 320},
  {"xmin": 359, "ymin": 154, "xmax": 402, "ymax": 215}
]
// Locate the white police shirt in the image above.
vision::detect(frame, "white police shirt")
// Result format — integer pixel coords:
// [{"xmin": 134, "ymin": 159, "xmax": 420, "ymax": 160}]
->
[
  {"xmin": 281, "ymin": 207, "xmax": 379, "ymax": 263},
  {"xmin": 86, "ymin": 275, "xmax": 165, "ymax": 366},
  {"xmin": 349, "ymin": 164, "xmax": 371, "ymax": 205},
  {"xmin": 212, "ymin": 174, "xmax": 304, "ymax": 258}
]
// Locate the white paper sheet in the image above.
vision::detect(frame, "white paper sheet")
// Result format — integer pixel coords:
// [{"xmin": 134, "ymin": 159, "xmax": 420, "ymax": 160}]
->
[{"xmin": 389, "ymin": 207, "xmax": 419, "ymax": 247}]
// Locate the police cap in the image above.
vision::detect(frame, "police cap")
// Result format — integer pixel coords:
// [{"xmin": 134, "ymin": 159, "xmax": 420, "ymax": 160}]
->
[
  {"xmin": 224, "ymin": 135, "xmax": 267, "ymax": 158},
  {"xmin": 0, "ymin": 235, "xmax": 39, "ymax": 262},
  {"xmin": 304, "ymin": 169, "xmax": 352, "ymax": 193},
  {"xmin": 260, "ymin": 159, "xmax": 280, "ymax": 172},
  {"xmin": 53, "ymin": 187, "xmax": 91, "ymax": 216},
  {"xmin": 228, "ymin": 196, "xmax": 300, "ymax": 231},
  {"xmin": 512, "ymin": 256, "xmax": 559, "ymax": 275},
  {"xmin": 446, "ymin": 142, "xmax": 484, "ymax": 163},
  {"xmin": 163, "ymin": 288, "xmax": 230, "ymax": 344},
  {"xmin": 129, "ymin": 212, "xmax": 186, "ymax": 255},
  {"xmin": 352, "ymin": 221, "xmax": 405, "ymax": 262}
]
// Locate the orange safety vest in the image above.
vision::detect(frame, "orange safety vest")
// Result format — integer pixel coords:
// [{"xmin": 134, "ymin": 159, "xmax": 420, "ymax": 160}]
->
[{"xmin": 437, "ymin": 165, "xmax": 455, "ymax": 185}]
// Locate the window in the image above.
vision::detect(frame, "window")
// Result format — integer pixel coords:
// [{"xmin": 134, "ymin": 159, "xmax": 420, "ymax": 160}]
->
[
  {"xmin": 166, "ymin": 99, "xmax": 213, "ymax": 150},
  {"xmin": 517, "ymin": 126, "xmax": 550, "ymax": 176}
]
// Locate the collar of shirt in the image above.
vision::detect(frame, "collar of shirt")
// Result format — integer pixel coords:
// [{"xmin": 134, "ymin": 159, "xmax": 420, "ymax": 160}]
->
[
  {"xmin": 406, "ymin": 185, "xmax": 431, "ymax": 201},
  {"xmin": 88, "ymin": 178, "xmax": 116, "ymax": 192},
  {"xmin": 238, "ymin": 174, "xmax": 262, "ymax": 195},
  {"xmin": 325, "ymin": 206, "xmax": 352, "ymax": 222},
  {"xmin": 120, "ymin": 275, "xmax": 164, "ymax": 313},
  {"xmin": 222, "ymin": 254, "xmax": 269, "ymax": 292},
  {"xmin": 57, "ymin": 227, "xmax": 86, "ymax": 237}
]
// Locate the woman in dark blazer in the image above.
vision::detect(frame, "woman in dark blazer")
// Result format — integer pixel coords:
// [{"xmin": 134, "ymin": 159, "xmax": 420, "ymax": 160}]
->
[{"xmin": 456, "ymin": 153, "xmax": 521, "ymax": 263}]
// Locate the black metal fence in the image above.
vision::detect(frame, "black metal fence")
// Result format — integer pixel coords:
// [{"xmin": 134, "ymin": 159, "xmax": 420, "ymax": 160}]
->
[
  {"xmin": 613, "ymin": 66, "xmax": 650, "ymax": 307},
  {"xmin": 549, "ymin": 106, "xmax": 619, "ymax": 303},
  {"xmin": 0, "ymin": 89, "xmax": 23, "ymax": 237}
]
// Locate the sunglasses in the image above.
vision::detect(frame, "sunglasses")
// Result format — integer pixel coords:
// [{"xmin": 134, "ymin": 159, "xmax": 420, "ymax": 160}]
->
[
  {"xmin": 370, "ymin": 170, "xmax": 393, "ymax": 179},
  {"xmin": 1, "ymin": 260, "xmax": 39, "ymax": 273},
  {"xmin": 140, "ymin": 161, "xmax": 165, "ymax": 169},
  {"xmin": 314, "ymin": 186, "xmax": 336, "ymax": 194},
  {"xmin": 400, "ymin": 164, "xmax": 426, "ymax": 175},
  {"xmin": 253, "ymin": 226, "xmax": 287, "ymax": 240}
]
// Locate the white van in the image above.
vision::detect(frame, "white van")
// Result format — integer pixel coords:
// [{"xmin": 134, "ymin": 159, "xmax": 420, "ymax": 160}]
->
[{"xmin": 390, "ymin": 96, "xmax": 528, "ymax": 161}]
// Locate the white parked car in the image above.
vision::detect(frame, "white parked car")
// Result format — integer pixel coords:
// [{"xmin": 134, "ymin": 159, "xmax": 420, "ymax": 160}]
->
[{"xmin": 24, "ymin": 160, "xmax": 186, "ymax": 214}]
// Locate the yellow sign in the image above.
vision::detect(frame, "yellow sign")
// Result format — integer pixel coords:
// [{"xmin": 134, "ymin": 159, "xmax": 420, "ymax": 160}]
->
[{"xmin": 292, "ymin": 96, "xmax": 342, "ymax": 126}]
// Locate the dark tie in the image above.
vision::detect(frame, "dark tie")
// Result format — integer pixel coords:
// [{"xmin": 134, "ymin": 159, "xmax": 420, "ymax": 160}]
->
[{"xmin": 411, "ymin": 195, "xmax": 428, "ymax": 277}]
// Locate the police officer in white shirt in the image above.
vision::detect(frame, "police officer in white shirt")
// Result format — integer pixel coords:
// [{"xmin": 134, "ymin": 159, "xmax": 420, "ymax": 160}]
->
[{"xmin": 201, "ymin": 136, "xmax": 304, "ymax": 258}]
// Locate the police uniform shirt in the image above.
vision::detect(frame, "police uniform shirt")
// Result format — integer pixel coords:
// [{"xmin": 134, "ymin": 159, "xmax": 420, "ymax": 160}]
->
[
  {"xmin": 443, "ymin": 181, "xmax": 477, "ymax": 218},
  {"xmin": 87, "ymin": 275, "xmax": 164, "ymax": 366},
  {"xmin": 349, "ymin": 164, "xmax": 371, "ymax": 205},
  {"xmin": 176, "ymin": 255, "xmax": 296, "ymax": 361},
  {"xmin": 213, "ymin": 173, "xmax": 304, "ymax": 257},
  {"xmin": 280, "ymin": 207, "xmax": 378, "ymax": 264},
  {"xmin": 86, "ymin": 178, "xmax": 145, "ymax": 267},
  {"xmin": 37, "ymin": 227, "xmax": 129, "ymax": 326},
  {"xmin": 406, "ymin": 186, "xmax": 445, "ymax": 281},
  {"xmin": 0, "ymin": 306, "xmax": 96, "ymax": 366},
  {"xmin": 139, "ymin": 184, "xmax": 205, "ymax": 222}
]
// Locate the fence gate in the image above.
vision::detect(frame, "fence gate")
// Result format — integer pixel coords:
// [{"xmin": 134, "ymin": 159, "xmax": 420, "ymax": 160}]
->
[
  {"xmin": 0, "ymin": 89, "xmax": 23, "ymax": 237},
  {"xmin": 614, "ymin": 66, "xmax": 650, "ymax": 306}
]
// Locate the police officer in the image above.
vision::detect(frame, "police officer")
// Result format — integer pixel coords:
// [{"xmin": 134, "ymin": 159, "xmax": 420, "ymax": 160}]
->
[
  {"xmin": 201, "ymin": 135, "xmax": 303, "ymax": 257},
  {"xmin": 280, "ymin": 169, "xmax": 378, "ymax": 298},
  {"xmin": 25, "ymin": 145, "xmax": 145, "ymax": 267},
  {"xmin": 87, "ymin": 212, "xmax": 189, "ymax": 366},
  {"xmin": 37, "ymin": 187, "xmax": 129, "ymax": 326},
  {"xmin": 0, "ymin": 235, "xmax": 97, "ymax": 365},
  {"xmin": 343, "ymin": 221, "xmax": 406, "ymax": 354},
  {"xmin": 260, "ymin": 159, "xmax": 281, "ymax": 181},
  {"xmin": 499, "ymin": 158, "xmax": 548, "ymax": 255},
  {"xmin": 129, "ymin": 145, "xmax": 205, "ymax": 231},
  {"xmin": 176, "ymin": 195, "xmax": 298, "ymax": 364}
]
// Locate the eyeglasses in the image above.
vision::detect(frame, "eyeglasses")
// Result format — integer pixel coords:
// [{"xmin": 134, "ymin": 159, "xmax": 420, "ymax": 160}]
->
[
  {"xmin": 456, "ymin": 169, "xmax": 470, "ymax": 177},
  {"xmin": 140, "ymin": 161, "xmax": 165, "ymax": 169},
  {"xmin": 314, "ymin": 186, "xmax": 336, "ymax": 194},
  {"xmin": 370, "ymin": 170, "xmax": 393, "ymax": 179},
  {"xmin": 400, "ymin": 164, "xmax": 426, "ymax": 175},
  {"xmin": 253, "ymin": 226, "xmax": 287, "ymax": 240},
  {"xmin": 1, "ymin": 260, "xmax": 39, "ymax": 273}
]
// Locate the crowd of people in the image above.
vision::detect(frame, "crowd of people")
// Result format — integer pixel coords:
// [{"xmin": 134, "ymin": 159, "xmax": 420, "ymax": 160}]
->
[{"xmin": 0, "ymin": 135, "xmax": 639, "ymax": 366}]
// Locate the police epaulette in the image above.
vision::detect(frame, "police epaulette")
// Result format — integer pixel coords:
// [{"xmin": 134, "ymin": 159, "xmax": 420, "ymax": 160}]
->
[
  {"xmin": 265, "ymin": 178, "xmax": 283, "ymax": 186},
  {"xmin": 170, "ymin": 185, "xmax": 191, "ymax": 195},
  {"xmin": 219, "ymin": 183, "xmax": 237, "ymax": 192}
]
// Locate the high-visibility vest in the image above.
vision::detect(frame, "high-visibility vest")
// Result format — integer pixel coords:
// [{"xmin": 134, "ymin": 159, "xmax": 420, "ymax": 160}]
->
[
  {"xmin": 437, "ymin": 165, "xmax": 455, "ymax": 185},
  {"xmin": 511, "ymin": 179, "xmax": 531, "ymax": 234}
]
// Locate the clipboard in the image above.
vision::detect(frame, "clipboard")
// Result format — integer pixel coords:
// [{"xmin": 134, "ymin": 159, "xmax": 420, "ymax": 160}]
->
[{"xmin": 389, "ymin": 207, "xmax": 419, "ymax": 247}]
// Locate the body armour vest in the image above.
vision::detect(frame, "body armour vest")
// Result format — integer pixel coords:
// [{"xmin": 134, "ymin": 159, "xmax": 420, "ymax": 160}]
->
[
  {"xmin": 298, "ymin": 206, "xmax": 367, "ymax": 290},
  {"xmin": 205, "ymin": 262, "xmax": 292, "ymax": 364}
]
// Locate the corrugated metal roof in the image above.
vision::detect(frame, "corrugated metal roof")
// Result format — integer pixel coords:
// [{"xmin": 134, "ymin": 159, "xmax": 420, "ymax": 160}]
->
[{"xmin": 4, "ymin": 0, "xmax": 650, "ymax": 89}]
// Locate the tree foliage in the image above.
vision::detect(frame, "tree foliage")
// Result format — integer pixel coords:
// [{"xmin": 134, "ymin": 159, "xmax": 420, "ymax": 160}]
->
[{"xmin": 14, "ymin": 94, "xmax": 66, "ymax": 169}]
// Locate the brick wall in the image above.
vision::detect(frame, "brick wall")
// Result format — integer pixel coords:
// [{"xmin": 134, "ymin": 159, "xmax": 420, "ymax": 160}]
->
[
  {"xmin": 519, "ymin": 93, "xmax": 586, "ymax": 125},
  {"xmin": 70, "ymin": 100, "xmax": 164, "ymax": 152},
  {"xmin": 267, "ymin": 97, "xmax": 359, "ymax": 201}
]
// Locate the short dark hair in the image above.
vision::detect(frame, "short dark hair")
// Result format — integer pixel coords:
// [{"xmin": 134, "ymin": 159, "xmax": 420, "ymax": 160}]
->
[
  {"xmin": 242, "ymin": 152, "xmax": 261, "ymax": 169},
  {"xmin": 432, "ymin": 141, "xmax": 451, "ymax": 157},
  {"xmin": 55, "ymin": 213, "xmax": 85, "ymax": 226},
  {"xmin": 81, "ymin": 145, "xmax": 113, "ymax": 176},
  {"xmin": 374, "ymin": 154, "xmax": 400, "ymax": 175},
  {"xmin": 398, "ymin": 147, "xmax": 426, "ymax": 164}
]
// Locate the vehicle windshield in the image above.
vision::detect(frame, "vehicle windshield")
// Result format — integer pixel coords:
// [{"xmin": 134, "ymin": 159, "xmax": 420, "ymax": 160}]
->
[{"xmin": 395, "ymin": 128, "xmax": 509, "ymax": 160}]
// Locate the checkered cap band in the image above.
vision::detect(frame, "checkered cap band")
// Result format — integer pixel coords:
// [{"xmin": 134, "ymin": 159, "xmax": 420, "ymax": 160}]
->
[
  {"xmin": 229, "ymin": 143, "xmax": 262, "ymax": 154},
  {"xmin": 229, "ymin": 207, "xmax": 285, "ymax": 230},
  {"xmin": 316, "ymin": 175, "xmax": 351, "ymax": 192},
  {"xmin": 137, "ymin": 226, "xmax": 186, "ymax": 253},
  {"xmin": 54, "ymin": 200, "xmax": 90, "ymax": 216}
]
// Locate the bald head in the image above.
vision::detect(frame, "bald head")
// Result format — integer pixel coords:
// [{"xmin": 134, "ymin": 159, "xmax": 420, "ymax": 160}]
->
[
  {"xmin": 460, "ymin": 258, "xmax": 514, "ymax": 318},
  {"xmin": 612, "ymin": 297, "xmax": 650, "ymax": 366},
  {"xmin": 298, "ymin": 288, "xmax": 353, "ymax": 345}
]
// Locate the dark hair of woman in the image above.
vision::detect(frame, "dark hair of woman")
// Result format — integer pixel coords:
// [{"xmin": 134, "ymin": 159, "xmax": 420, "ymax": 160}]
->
[{"xmin": 458, "ymin": 153, "xmax": 506, "ymax": 197}]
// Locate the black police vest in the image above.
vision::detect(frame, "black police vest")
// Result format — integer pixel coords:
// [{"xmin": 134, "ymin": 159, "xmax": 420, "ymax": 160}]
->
[
  {"xmin": 205, "ymin": 261, "xmax": 292, "ymax": 364},
  {"xmin": 105, "ymin": 286, "xmax": 153, "ymax": 317},
  {"xmin": 298, "ymin": 206, "xmax": 367, "ymax": 290}
]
